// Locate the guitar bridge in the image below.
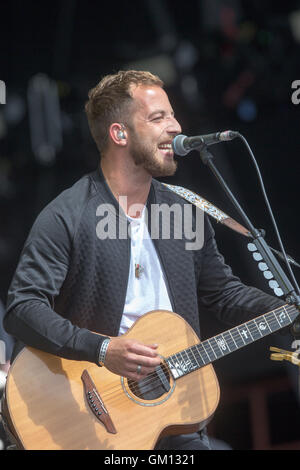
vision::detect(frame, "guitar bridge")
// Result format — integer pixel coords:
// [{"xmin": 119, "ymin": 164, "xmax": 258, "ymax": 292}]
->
[{"xmin": 81, "ymin": 369, "xmax": 117, "ymax": 434}]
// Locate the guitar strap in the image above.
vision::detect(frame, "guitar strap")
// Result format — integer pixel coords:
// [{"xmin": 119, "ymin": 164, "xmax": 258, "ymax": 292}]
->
[{"xmin": 163, "ymin": 183, "xmax": 251, "ymax": 239}]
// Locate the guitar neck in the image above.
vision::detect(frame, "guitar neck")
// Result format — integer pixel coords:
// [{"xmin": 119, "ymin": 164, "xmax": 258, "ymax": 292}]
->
[{"xmin": 166, "ymin": 304, "xmax": 299, "ymax": 379}]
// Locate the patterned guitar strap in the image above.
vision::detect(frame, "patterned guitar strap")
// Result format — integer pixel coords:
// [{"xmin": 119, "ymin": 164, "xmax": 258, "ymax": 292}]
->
[{"xmin": 163, "ymin": 183, "xmax": 251, "ymax": 239}]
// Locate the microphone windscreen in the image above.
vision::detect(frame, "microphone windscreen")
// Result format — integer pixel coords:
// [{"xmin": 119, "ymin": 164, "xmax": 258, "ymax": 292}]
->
[{"xmin": 172, "ymin": 134, "xmax": 189, "ymax": 156}]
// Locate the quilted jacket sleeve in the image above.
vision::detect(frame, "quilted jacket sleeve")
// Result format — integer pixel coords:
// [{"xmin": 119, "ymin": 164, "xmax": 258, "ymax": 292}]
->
[{"xmin": 4, "ymin": 202, "xmax": 107, "ymax": 364}]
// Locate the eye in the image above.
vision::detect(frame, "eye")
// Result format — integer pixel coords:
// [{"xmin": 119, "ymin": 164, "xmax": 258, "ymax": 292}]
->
[{"xmin": 151, "ymin": 116, "xmax": 163, "ymax": 122}]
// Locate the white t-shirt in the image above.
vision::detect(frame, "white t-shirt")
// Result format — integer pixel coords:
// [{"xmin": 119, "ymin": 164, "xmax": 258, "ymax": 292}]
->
[{"xmin": 118, "ymin": 210, "xmax": 173, "ymax": 335}]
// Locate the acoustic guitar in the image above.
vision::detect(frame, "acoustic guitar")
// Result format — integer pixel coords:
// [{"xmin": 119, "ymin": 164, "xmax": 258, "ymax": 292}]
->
[{"xmin": 2, "ymin": 305, "xmax": 298, "ymax": 450}]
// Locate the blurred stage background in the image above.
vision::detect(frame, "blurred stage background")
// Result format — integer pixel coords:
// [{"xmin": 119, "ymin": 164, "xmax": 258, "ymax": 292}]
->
[{"xmin": 1, "ymin": 0, "xmax": 300, "ymax": 450}]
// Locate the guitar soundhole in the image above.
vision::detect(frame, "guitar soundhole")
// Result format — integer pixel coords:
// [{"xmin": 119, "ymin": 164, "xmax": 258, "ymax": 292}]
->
[{"xmin": 127, "ymin": 362, "xmax": 171, "ymax": 400}]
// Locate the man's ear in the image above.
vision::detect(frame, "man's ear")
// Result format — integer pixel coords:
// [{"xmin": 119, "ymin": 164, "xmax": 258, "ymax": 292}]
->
[{"xmin": 109, "ymin": 123, "xmax": 127, "ymax": 145}]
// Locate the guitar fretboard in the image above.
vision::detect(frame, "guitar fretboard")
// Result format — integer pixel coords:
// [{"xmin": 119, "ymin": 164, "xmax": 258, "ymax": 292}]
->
[{"xmin": 166, "ymin": 304, "xmax": 299, "ymax": 379}]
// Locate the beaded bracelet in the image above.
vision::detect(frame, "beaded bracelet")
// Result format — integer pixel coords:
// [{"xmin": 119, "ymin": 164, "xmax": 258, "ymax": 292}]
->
[{"xmin": 98, "ymin": 338, "xmax": 111, "ymax": 367}]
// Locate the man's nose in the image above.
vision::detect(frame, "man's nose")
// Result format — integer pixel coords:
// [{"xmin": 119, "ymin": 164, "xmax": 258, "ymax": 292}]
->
[{"xmin": 168, "ymin": 116, "xmax": 182, "ymax": 135}]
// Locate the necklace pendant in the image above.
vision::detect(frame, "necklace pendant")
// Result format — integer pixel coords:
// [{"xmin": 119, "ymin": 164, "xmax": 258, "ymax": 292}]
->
[{"xmin": 135, "ymin": 263, "xmax": 143, "ymax": 279}]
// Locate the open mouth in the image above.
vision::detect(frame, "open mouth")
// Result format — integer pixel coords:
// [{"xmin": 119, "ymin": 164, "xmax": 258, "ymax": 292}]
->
[{"xmin": 158, "ymin": 143, "xmax": 173, "ymax": 155}]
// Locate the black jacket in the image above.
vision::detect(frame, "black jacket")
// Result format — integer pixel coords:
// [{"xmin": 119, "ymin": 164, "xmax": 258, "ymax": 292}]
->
[{"xmin": 4, "ymin": 167, "xmax": 284, "ymax": 364}]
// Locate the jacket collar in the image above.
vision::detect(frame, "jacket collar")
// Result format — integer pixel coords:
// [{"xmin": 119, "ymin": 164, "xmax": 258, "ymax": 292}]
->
[{"xmin": 90, "ymin": 165, "xmax": 157, "ymax": 219}]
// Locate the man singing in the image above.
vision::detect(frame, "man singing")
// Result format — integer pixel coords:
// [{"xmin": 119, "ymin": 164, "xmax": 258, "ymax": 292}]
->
[{"xmin": 4, "ymin": 70, "xmax": 285, "ymax": 450}]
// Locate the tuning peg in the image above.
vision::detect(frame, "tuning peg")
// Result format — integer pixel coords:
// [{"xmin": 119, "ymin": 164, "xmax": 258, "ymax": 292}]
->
[
  {"xmin": 268, "ymin": 280, "xmax": 284, "ymax": 297},
  {"xmin": 247, "ymin": 243, "xmax": 257, "ymax": 252},
  {"xmin": 258, "ymin": 262, "xmax": 268, "ymax": 271},
  {"xmin": 247, "ymin": 242, "xmax": 283, "ymax": 295},
  {"xmin": 263, "ymin": 270, "xmax": 273, "ymax": 280},
  {"xmin": 274, "ymin": 288, "xmax": 284, "ymax": 296}
]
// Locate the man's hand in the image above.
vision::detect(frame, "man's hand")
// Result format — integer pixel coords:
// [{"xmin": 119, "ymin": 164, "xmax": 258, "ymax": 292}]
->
[{"xmin": 104, "ymin": 336, "xmax": 161, "ymax": 381}]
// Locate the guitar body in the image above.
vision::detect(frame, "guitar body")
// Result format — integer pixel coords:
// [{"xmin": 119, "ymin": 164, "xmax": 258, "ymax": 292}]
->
[{"xmin": 3, "ymin": 310, "xmax": 220, "ymax": 450}]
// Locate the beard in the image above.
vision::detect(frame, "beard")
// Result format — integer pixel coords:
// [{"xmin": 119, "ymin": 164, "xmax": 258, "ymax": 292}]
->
[{"xmin": 128, "ymin": 130, "xmax": 177, "ymax": 178}]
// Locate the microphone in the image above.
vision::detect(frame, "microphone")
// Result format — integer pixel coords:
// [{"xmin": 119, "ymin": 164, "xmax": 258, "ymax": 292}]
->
[{"xmin": 172, "ymin": 130, "xmax": 239, "ymax": 156}]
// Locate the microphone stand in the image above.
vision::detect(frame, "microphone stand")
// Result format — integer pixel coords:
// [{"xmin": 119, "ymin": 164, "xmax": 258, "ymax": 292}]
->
[{"xmin": 198, "ymin": 145, "xmax": 300, "ymax": 338}]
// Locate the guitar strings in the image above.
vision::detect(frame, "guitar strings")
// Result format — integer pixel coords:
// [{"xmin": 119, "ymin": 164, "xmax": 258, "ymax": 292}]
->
[
  {"xmin": 195, "ymin": 304, "xmax": 295, "ymax": 363},
  {"xmin": 99, "ymin": 364, "xmax": 171, "ymax": 403},
  {"xmin": 100, "ymin": 303, "xmax": 296, "ymax": 401},
  {"xmin": 96, "ymin": 304, "xmax": 297, "ymax": 403},
  {"xmin": 101, "ymin": 379, "xmax": 166, "ymax": 406}
]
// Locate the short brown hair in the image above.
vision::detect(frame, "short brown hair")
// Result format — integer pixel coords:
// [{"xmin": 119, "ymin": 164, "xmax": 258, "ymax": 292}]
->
[{"xmin": 85, "ymin": 70, "xmax": 164, "ymax": 155}]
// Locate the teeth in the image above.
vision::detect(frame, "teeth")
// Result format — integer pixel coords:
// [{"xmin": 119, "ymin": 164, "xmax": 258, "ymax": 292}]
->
[{"xmin": 158, "ymin": 144, "xmax": 172, "ymax": 149}]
